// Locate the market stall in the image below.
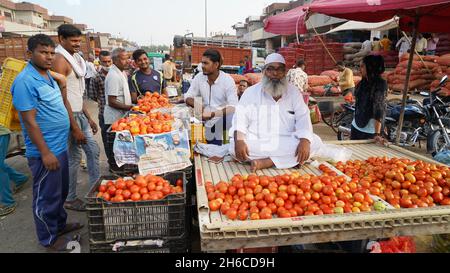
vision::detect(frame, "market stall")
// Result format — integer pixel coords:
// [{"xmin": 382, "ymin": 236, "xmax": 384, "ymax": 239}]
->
[{"xmin": 194, "ymin": 140, "xmax": 450, "ymax": 252}]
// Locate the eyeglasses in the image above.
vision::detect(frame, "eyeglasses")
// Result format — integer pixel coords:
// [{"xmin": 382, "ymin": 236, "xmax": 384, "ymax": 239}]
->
[{"xmin": 265, "ymin": 66, "xmax": 286, "ymax": 73}]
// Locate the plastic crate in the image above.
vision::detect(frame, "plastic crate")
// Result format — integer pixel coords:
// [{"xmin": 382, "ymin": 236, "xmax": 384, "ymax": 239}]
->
[
  {"xmin": 86, "ymin": 172, "xmax": 187, "ymax": 243},
  {"xmin": 89, "ymin": 234, "xmax": 189, "ymax": 253},
  {"xmin": 0, "ymin": 58, "xmax": 27, "ymax": 131}
]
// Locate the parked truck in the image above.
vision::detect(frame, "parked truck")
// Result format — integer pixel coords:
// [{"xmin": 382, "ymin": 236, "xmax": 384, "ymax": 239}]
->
[{"xmin": 171, "ymin": 35, "xmax": 266, "ymax": 73}]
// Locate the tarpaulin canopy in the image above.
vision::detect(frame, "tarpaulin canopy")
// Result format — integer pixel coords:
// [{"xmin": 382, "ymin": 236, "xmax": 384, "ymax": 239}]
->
[
  {"xmin": 325, "ymin": 17, "xmax": 399, "ymax": 34},
  {"xmin": 306, "ymin": 0, "xmax": 450, "ymax": 33},
  {"xmin": 264, "ymin": 5, "xmax": 308, "ymax": 35}
]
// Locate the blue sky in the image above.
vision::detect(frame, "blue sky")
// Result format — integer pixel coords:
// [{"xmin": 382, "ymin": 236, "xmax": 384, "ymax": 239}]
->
[{"xmin": 22, "ymin": 0, "xmax": 285, "ymax": 46}]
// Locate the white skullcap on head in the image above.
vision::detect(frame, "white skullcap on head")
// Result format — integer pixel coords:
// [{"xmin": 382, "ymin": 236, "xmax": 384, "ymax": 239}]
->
[{"xmin": 265, "ymin": 53, "xmax": 286, "ymax": 66}]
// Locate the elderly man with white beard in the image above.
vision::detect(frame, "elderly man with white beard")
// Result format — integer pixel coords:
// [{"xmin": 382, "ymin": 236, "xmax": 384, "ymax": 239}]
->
[{"xmin": 229, "ymin": 53, "xmax": 314, "ymax": 172}]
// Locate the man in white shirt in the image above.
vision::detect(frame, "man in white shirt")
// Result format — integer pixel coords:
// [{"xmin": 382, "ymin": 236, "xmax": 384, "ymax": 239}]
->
[
  {"xmin": 104, "ymin": 47, "xmax": 137, "ymax": 172},
  {"xmin": 396, "ymin": 35, "xmax": 412, "ymax": 59},
  {"xmin": 184, "ymin": 49, "xmax": 239, "ymax": 145},
  {"xmin": 415, "ymin": 33, "xmax": 428, "ymax": 55},
  {"xmin": 229, "ymin": 53, "xmax": 314, "ymax": 172}
]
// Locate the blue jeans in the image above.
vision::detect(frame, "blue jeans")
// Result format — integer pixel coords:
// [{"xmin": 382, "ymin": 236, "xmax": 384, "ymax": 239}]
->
[
  {"xmin": 67, "ymin": 112, "xmax": 100, "ymax": 202},
  {"xmin": 0, "ymin": 134, "xmax": 28, "ymax": 206}
]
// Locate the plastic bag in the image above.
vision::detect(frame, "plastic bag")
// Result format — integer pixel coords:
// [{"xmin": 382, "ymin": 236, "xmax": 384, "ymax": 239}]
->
[
  {"xmin": 309, "ymin": 134, "xmax": 353, "ymax": 163},
  {"xmin": 368, "ymin": 237, "xmax": 416, "ymax": 253},
  {"xmin": 433, "ymin": 150, "xmax": 450, "ymax": 165}
]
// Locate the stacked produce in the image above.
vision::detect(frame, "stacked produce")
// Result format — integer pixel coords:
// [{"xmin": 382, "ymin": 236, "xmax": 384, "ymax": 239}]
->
[
  {"xmin": 370, "ymin": 50, "xmax": 399, "ymax": 68},
  {"xmin": 334, "ymin": 157, "xmax": 450, "ymax": 208},
  {"xmin": 430, "ymin": 54, "xmax": 450, "ymax": 96},
  {"xmin": 436, "ymin": 34, "xmax": 450, "ymax": 56},
  {"xmin": 96, "ymin": 174, "xmax": 184, "ymax": 202},
  {"xmin": 111, "ymin": 112, "xmax": 174, "ymax": 136},
  {"xmin": 343, "ymin": 42, "xmax": 363, "ymax": 67},
  {"xmin": 132, "ymin": 92, "xmax": 172, "ymax": 113},
  {"xmin": 307, "ymin": 75, "xmax": 334, "ymax": 96},
  {"xmin": 279, "ymin": 38, "xmax": 344, "ymax": 75},
  {"xmin": 387, "ymin": 54, "xmax": 440, "ymax": 92},
  {"xmin": 206, "ymin": 165, "xmax": 389, "ymax": 221}
]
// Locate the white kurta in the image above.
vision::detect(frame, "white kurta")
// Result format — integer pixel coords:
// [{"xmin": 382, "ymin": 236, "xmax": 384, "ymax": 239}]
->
[{"xmin": 229, "ymin": 82, "xmax": 315, "ymax": 169}]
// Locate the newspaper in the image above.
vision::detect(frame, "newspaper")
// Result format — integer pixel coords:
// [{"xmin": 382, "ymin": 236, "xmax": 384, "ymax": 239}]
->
[
  {"xmin": 136, "ymin": 129, "xmax": 192, "ymax": 175},
  {"xmin": 113, "ymin": 128, "xmax": 191, "ymax": 175}
]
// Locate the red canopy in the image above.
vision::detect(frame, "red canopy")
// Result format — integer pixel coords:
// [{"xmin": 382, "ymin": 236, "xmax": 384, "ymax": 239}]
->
[
  {"xmin": 264, "ymin": 5, "xmax": 308, "ymax": 35},
  {"xmin": 306, "ymin": 0, "xmax": 450, "ymax": 33}
]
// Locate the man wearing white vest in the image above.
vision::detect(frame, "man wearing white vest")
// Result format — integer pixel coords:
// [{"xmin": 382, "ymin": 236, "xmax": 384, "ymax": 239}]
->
[
  {"xmin": 52, "ymin": 24, "xmax": 100, "ymax": 211},
  {"xmin": 104, "ymin": 48, "xmax": 136, "ymax": 172}
]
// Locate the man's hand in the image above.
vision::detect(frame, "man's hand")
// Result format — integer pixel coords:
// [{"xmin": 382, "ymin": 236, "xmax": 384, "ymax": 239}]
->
[
  {"xmin": 88, "ymin": 119, "xmax": 98, "ymax": 135},
  {"xmin": 202, "ymin": 110, "xmax": 214, "ymax": 121},
  {"xmin": 374, "ymin": 135, "xmax": 386, "ymax": 146},
  {"xmin": 235, "ymin": 140, "xmax": 250, "ymax": 163},
  {"xmin": 42, "ymin": 152, "xmax": 60, "ymax": 171},
  {"xmin": 72, "ymin": 128, "xmax": 87, "ymax": 145},
  {"xmin": 296, "ymin": 138, "xmax": 311, "ymax": 166}
]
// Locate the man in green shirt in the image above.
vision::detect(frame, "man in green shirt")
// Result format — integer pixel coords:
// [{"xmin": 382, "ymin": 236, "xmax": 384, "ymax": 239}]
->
[{"xmin": 0, "ymin": 125, "xmax": 29, "ymax": 216}]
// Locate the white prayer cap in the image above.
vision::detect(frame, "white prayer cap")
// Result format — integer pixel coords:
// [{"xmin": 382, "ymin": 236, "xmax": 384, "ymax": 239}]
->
[{"xmin": 265, "ymin": 53, "xmax": 286, "ymax": 66}]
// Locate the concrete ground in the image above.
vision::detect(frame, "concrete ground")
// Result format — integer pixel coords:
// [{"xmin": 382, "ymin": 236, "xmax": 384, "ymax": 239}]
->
[{"xmin": 0, "ymin": 98, "xmax": 438, "ymax": 253}]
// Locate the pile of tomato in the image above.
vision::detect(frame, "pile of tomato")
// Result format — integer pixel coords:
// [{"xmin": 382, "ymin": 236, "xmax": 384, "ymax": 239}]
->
[
  {"xmin": 132, "ymin": 92, "xmax": 172, "ymax": 114},
  {"xmin": 96, "ymin": 175, "xmax": 183, "ymax": 203},
  {"xmin": 111, "ymin": 112, "xmax": 174, "ymax": 136},
  {"xmin": 334, "ymin": 157, "xmax": 450, "ymax": 208},
  {"xmin": 206, "ymin": 167, "xmax": 376, "ymax": 221}
]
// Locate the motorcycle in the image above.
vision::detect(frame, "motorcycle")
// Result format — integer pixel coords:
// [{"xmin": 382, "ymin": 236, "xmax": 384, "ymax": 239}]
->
[
  {"xmin": 384, "ymin": 76, "xmax": 450, "ymax": 154},
  {"xmin": 337, "ymin": 75, "xmax": 450, "ymax": 154}
]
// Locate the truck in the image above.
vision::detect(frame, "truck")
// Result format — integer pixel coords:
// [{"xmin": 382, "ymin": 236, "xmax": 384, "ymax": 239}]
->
[{"xmin": 171, "ymin": 35, "xmax": 266, "ymax": 73}]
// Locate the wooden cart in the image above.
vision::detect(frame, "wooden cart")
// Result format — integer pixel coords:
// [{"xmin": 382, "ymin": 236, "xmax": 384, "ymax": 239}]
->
[{"xmin": 194, "ymin": 140, "xmax": 450, "ymax": 252}]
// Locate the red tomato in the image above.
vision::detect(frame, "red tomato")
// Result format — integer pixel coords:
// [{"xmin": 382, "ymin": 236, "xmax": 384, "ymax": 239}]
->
[
  {"xmin": 432, "ymin": 192, "xmax": 444, "ymax": 203},
  {"xmin": 238, "ymin": 210, "xmax": 249, "ymax": 221},
  {"xmin": 226, "ymin": 208, "xmax": 238, "ymax": 220},
  {"xmin": 99, "ymin": 185, "xmax": 107, "ymax": 193},
  {"xmin": 107, "ymin": 186, "xmax": 117, "ymax": 196},
  {"xmin": 131, "ymin": 193, "xmax": 141, "ymax": 201},
  {"xmin": 209, "ymin": 200, "xmax": 220, "ymax": 211}
]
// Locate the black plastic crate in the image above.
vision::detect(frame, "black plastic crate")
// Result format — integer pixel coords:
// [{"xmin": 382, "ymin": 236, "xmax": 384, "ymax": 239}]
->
[
  {"xmin": 89, "ymin": 234, "xmax": 189, "ymax": 253},
  {"xmin": 86, "ymin": 172, "xmax": 187, "ymax": 243}
]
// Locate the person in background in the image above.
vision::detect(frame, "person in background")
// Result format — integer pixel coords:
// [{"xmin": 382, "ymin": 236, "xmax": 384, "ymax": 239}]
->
[
  {"xmin": 0, "ymin": 125, "xmax": 29, "ymax": 217},
  {"xmin": 237, "ymin": 79, "xmax": 250, "ymax": 100},
  {"xmin": 415, "ymin": 33, "xmax": 428, "ymax": 55},
  {"xmin": 52, "ymin": 24, "xmax": 100, "ymax": 212},
  {"xmin": 130, "ymin": 49, "xmax": 167, "ymax": 96},
  {"xmin": 287, "ymin": 59, "xmax": 309, "ymax": 92},
  {"xmin": 372, "ymin": 37, "xmax": 382, "ymax": 52},
  {"xmin": 380, "ymin": 35, "xmax": 392, "ymax": 51},
  {"xmin": 396, "ymin": 34, "xmax": 411, "ymax": 59},
  {"xmin": 427, "ymin": 33, "xmax": 440, "ymax": 56},
  {"xmin": 336, "ymin": 61, "xmax": 355, "ymax": 96},
  {"xmin": 361, "ymin": 39, "xmax": 373, "ymax": 53},
  {"xmin": 104, "ymin": 48, "xmax": 136, "ymax": 173},
  {"xmin": 89, "ymin": 50, "xmax": 113, "ymax": 172},
  {"xmin": 243, "ymin": 56, "xmax": 254, "ymax": 74},
  {"xmin": 184, "ymin": 49, "xmax": 238, "ymax": 145},
  {"xmin": 162, "ymin": 54, "xmax": 177, "ymax": 83},
  {"xmin": 238, "ymin": 60, "xmax": 245, "ymax": 75},
  {"xmin": 85, "ymin": 53, "xmax": 97, "ymax": 100},
  {"xmin": 12, "ymin": 34, "xmax": 83, "ymax": 251},
  {"xmin": 352, "ymin": 55, "xmax": 387, "ymax": 143}
]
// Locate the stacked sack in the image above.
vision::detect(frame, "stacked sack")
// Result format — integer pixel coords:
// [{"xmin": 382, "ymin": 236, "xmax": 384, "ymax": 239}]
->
[
  {"xmin": 370, "ymin": 50, "xmax": 399, "ymax": 68},
  {"xmin": 387, "ymin": 54, "xmax": 439, "ymax": 92},
  {"xmin": 436, "ymin": 34, "xmax": 450, "ymax": 56},
  {"xmin": 244, "ymin": 73, "xmax": 263, "ymax": 86},
  {"xmin": 307, "ymin": 75, "xmax": 334, "ymax": 96},
  {"xmin": 343, "ymin": 42, "xmax": 364, "ymax": 67},
  {"xmin": 430, "ymin": 54, "xmax": 450, "ymax": 96}
]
